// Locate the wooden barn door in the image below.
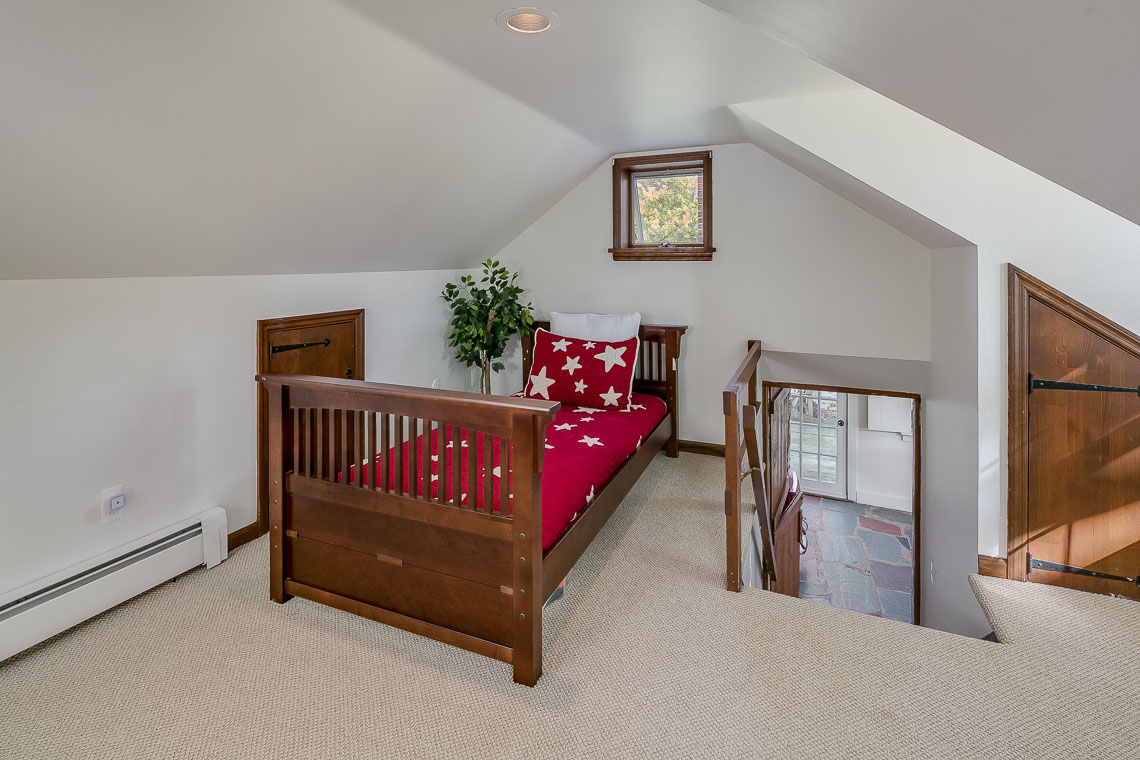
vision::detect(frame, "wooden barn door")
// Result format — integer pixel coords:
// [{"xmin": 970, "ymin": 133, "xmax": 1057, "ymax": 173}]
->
[
  {"xmin": 1010, "ymin": 267, "xmax": 1140, "ymax": 599},
  {"xmin": 242, "ymin": 310, "xmax": 364, "ymax": 550}
]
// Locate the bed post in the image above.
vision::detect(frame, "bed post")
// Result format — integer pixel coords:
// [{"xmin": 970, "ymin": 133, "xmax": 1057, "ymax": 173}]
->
[
  {"xmin": 521, "ymin": 331, "xmax": 534, "ymax": 383},
  {"xmin": 664, "ymin": 329, "xmax": 682, "ymax": 457},
  {"xmin": 265, "ymin": 380, "xmax": 292, "ymax": 604},
  {"xmin": 511, "ymin": 413, "xmax": 545, "ymax": 686}
]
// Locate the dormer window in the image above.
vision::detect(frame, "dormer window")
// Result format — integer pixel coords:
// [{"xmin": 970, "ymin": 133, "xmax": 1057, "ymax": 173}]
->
[{"xmin": 610, "ymin": 150, "xmax": 714, "ymax": 261}]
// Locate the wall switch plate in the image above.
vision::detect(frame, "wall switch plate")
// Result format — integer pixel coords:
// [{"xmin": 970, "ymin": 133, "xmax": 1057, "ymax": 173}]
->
[{"xmin": 101, "ymin": 485, "xmax": 126, "ymax": 524}]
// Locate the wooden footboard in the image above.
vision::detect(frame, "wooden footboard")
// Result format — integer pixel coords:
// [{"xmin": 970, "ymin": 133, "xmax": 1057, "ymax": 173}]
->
[{"xmin": 257, "ymin": 374, "xmax": 558, "ymax": 685}]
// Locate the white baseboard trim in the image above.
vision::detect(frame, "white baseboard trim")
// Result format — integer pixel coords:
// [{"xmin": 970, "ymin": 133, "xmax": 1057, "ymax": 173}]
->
[
  {"xmin": 855, "ymin": 489, "xmax": 912, "ymax": 513},
  {"xmin": 0, "ymin": 509, "xmax": 227, "ymax": 662}
]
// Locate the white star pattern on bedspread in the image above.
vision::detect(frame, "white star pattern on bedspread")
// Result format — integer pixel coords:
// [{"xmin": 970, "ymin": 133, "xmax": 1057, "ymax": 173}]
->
[
  {"xmin": 574, "ymin": 380, "xmax": 588, "ymax": 393},
  {"xmin": 553, "ymin": 423, "xmax": 576, "ymax": 431},
  {"xmin": 575, "ymin": 407, "xmax": 603, "ymax": 414},
  {"xmin": 593, "ymin": 344, "xmax": 627, "ymax": 372},
  {"xmin": 562, "ymin": 355, "xmax": 582, "ymax": 375},
  {"xmin": 551, "ymin": 337, "xmax": 571, "ymax": 353},
  {"xmin": 599, "ymin": 386, "xmax": 622, "ymax": 407},
  {"xmin": 579, "ymin": 436, "xmax": 603, "ymax": 447},
  {"xmin": 586, "ymin": 485, "xmax": 595, "ymax": 504}
]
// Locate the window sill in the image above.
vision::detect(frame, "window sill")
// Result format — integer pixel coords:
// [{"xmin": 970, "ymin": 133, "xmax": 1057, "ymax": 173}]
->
[{"xmin": 609, "ymin": 248, "xmax": 715, "ymax": 262}]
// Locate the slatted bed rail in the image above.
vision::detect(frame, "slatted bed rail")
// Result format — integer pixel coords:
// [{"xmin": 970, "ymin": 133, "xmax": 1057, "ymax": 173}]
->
[
  {"xmin": 290, "ymin": 408, "xmax": 515, "ymax": 514},
  {"xmin": 257, "ymin": 374, "xmax": 559, "ymax": 684}
]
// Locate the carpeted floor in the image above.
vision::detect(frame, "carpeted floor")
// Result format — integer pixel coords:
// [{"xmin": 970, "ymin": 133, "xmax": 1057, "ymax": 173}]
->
[
  {"xmin": 1, "ymin": 454, "xmax": 1137, "ymax": 759},
  {"xmin": 971, "ymin": 573, "xmax": 1140, "ymax": 662}
]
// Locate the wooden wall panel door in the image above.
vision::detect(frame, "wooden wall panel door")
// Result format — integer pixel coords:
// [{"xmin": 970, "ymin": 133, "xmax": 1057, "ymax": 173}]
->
[
  {"xmin": 264, "ymin": 321, "xmax": 361, "ymax": 379},
  {"xmin": 246, "ymin": 310, "xmax": 364, "ymax": 549},
  {"xmin": 1025, "ymin": 299, "xmax": 1140, "ymax": 599}
]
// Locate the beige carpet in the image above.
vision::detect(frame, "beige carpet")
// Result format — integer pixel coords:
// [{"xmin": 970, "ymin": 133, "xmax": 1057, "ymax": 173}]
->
[
  {"xmin": 2, "ymin": 454, "xmax": 1137, "ymax": 759},
  {"xmin": 971, "ymin": 572, "xmax": 1140, "ymax": 661}
]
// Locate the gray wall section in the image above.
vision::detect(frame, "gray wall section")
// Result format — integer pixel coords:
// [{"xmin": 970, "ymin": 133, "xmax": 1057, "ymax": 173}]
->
[
  {"xmin": 759, "ymin": 350, "xmax": 929, "ymax": 396},
  {"xmin": 924, "ymin": 246, "xmax": 987, "ymax": 635}
]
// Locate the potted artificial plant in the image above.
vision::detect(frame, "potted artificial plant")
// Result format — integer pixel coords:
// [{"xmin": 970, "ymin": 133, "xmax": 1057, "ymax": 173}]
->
[{"xmin": 441, "ymin": 259, "xmax": 535, "ymax": 395}]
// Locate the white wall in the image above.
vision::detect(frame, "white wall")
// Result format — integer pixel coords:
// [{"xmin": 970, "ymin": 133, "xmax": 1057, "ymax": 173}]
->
[
  {"xmin": 924, "ymin": 245, "xmax": 984, "ymax": 634},
  {"xmin": 495, "ymin": 143, "xmax": 932, "ymax": 444},
  {"xmin": 492, "ymin": 139, "xmax": 996, "ymax": 634},
  {"xmin": 737, "ymin": 91, "xmax": 1140, "ymax": 559},
  {"xmin": 0, "ymin": 269, "xmax": 473, "ymax": 595},
  {"xmin": 848, "ymin": 394, "xmax": 914, "ymax": 513}
]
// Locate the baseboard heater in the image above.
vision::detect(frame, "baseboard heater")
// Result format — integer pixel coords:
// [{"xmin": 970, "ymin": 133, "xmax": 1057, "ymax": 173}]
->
[{"xmin": 0, "ymin": 508, "xmax": 227, "ymax": 662}]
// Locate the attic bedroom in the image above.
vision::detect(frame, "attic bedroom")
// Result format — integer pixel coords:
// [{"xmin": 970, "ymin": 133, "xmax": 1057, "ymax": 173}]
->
[{"xmin": 2, "ymin": 2, "xmax": 1139, "ymax": 758}]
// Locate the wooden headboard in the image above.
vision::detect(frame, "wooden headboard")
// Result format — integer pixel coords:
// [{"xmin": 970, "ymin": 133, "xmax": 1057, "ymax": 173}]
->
[{"xmin": 520, "ymin": 321, "xmax": 687, "ymax": 456}]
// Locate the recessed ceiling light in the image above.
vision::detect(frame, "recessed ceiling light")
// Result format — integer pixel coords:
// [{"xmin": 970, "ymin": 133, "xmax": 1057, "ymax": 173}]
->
[{"xmin": 496, "ymin": 7, "xmax": 561, "ymax": 34}]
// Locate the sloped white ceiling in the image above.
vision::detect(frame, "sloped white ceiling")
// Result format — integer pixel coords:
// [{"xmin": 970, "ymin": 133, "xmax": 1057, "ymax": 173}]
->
[
  {"xmin": 0, "ymin": 0, "xmax": 850, "ymax": 279},
  {"xmin": 0, "ymin": 1, "xmax": 602, "ymax": 279},
  {"xmin": 728, "ymin": 108, "xmax": 969, "ymax": 250},
  {"xmin": 702, "ymin": 0, "xmax": 1140, "ymax": 227},
  {"xmin": 347, "ymin": 0, "xmax": 853, "ymax": 151}
]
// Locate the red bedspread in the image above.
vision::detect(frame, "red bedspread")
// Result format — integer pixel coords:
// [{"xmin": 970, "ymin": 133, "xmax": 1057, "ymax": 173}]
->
[{"xmin": 349, "ymin": 393, "xmax": 667, "ymax": 549}]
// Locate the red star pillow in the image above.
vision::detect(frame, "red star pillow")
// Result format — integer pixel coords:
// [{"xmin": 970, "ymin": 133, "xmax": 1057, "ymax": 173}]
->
[{"xmin": 524, "ymin": 328, "xmax": 639, "ymax": 410}]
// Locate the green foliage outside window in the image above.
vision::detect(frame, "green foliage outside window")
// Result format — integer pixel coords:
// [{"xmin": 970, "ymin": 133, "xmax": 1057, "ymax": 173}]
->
[{"xmin": 633, "ymin": 174, "xmax": 703, "ymax": 245}]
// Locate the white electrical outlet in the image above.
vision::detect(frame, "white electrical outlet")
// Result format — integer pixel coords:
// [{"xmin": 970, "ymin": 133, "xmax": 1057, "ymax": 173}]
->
[
  {"xmin": 101, "ymin": 485, "xmax": 126, "ymax": 524},
  {"xmin": 431, "ymin": 378, "xmax": 441, "ymax": 389}
]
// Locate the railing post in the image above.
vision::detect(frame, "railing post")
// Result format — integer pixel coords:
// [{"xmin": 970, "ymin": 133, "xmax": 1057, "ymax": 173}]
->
[{"xmin": 724, "ymin": 387, "xmax": 741, "ymax": 592}]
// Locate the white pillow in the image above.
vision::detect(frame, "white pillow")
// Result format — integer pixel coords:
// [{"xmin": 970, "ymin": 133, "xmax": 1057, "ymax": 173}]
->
[{"xmin": 549, "ymin": 312, "xmax": 641, "ymax": 342}]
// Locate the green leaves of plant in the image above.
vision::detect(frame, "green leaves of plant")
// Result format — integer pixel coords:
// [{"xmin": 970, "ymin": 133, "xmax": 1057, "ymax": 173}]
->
[{"xmin": 441, "ymin": 259, "xmax": 535, "ymax": 374}]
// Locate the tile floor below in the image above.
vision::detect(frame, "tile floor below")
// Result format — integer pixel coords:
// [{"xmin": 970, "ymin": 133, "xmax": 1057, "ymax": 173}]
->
[{"xmin": 799, "ymin": 496, "xmax": 915, "ymax": 623}]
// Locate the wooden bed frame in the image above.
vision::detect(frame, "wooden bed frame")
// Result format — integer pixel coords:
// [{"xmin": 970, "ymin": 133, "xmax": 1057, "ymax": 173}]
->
[{"xmin": 257, "ymin": 322, "xmax": 685, "ymax": 685}]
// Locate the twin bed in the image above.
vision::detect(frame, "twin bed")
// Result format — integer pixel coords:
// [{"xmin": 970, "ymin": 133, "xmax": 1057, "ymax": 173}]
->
[{"xmin": 257, "ymin": 321, "xmax": 686, "ymax": 685}]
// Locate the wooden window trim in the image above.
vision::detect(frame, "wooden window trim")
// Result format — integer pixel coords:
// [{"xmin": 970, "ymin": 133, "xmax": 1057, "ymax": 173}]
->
[{"xmin": 610, "ymin": 150, "xmax": 714, "ymax": 261}]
